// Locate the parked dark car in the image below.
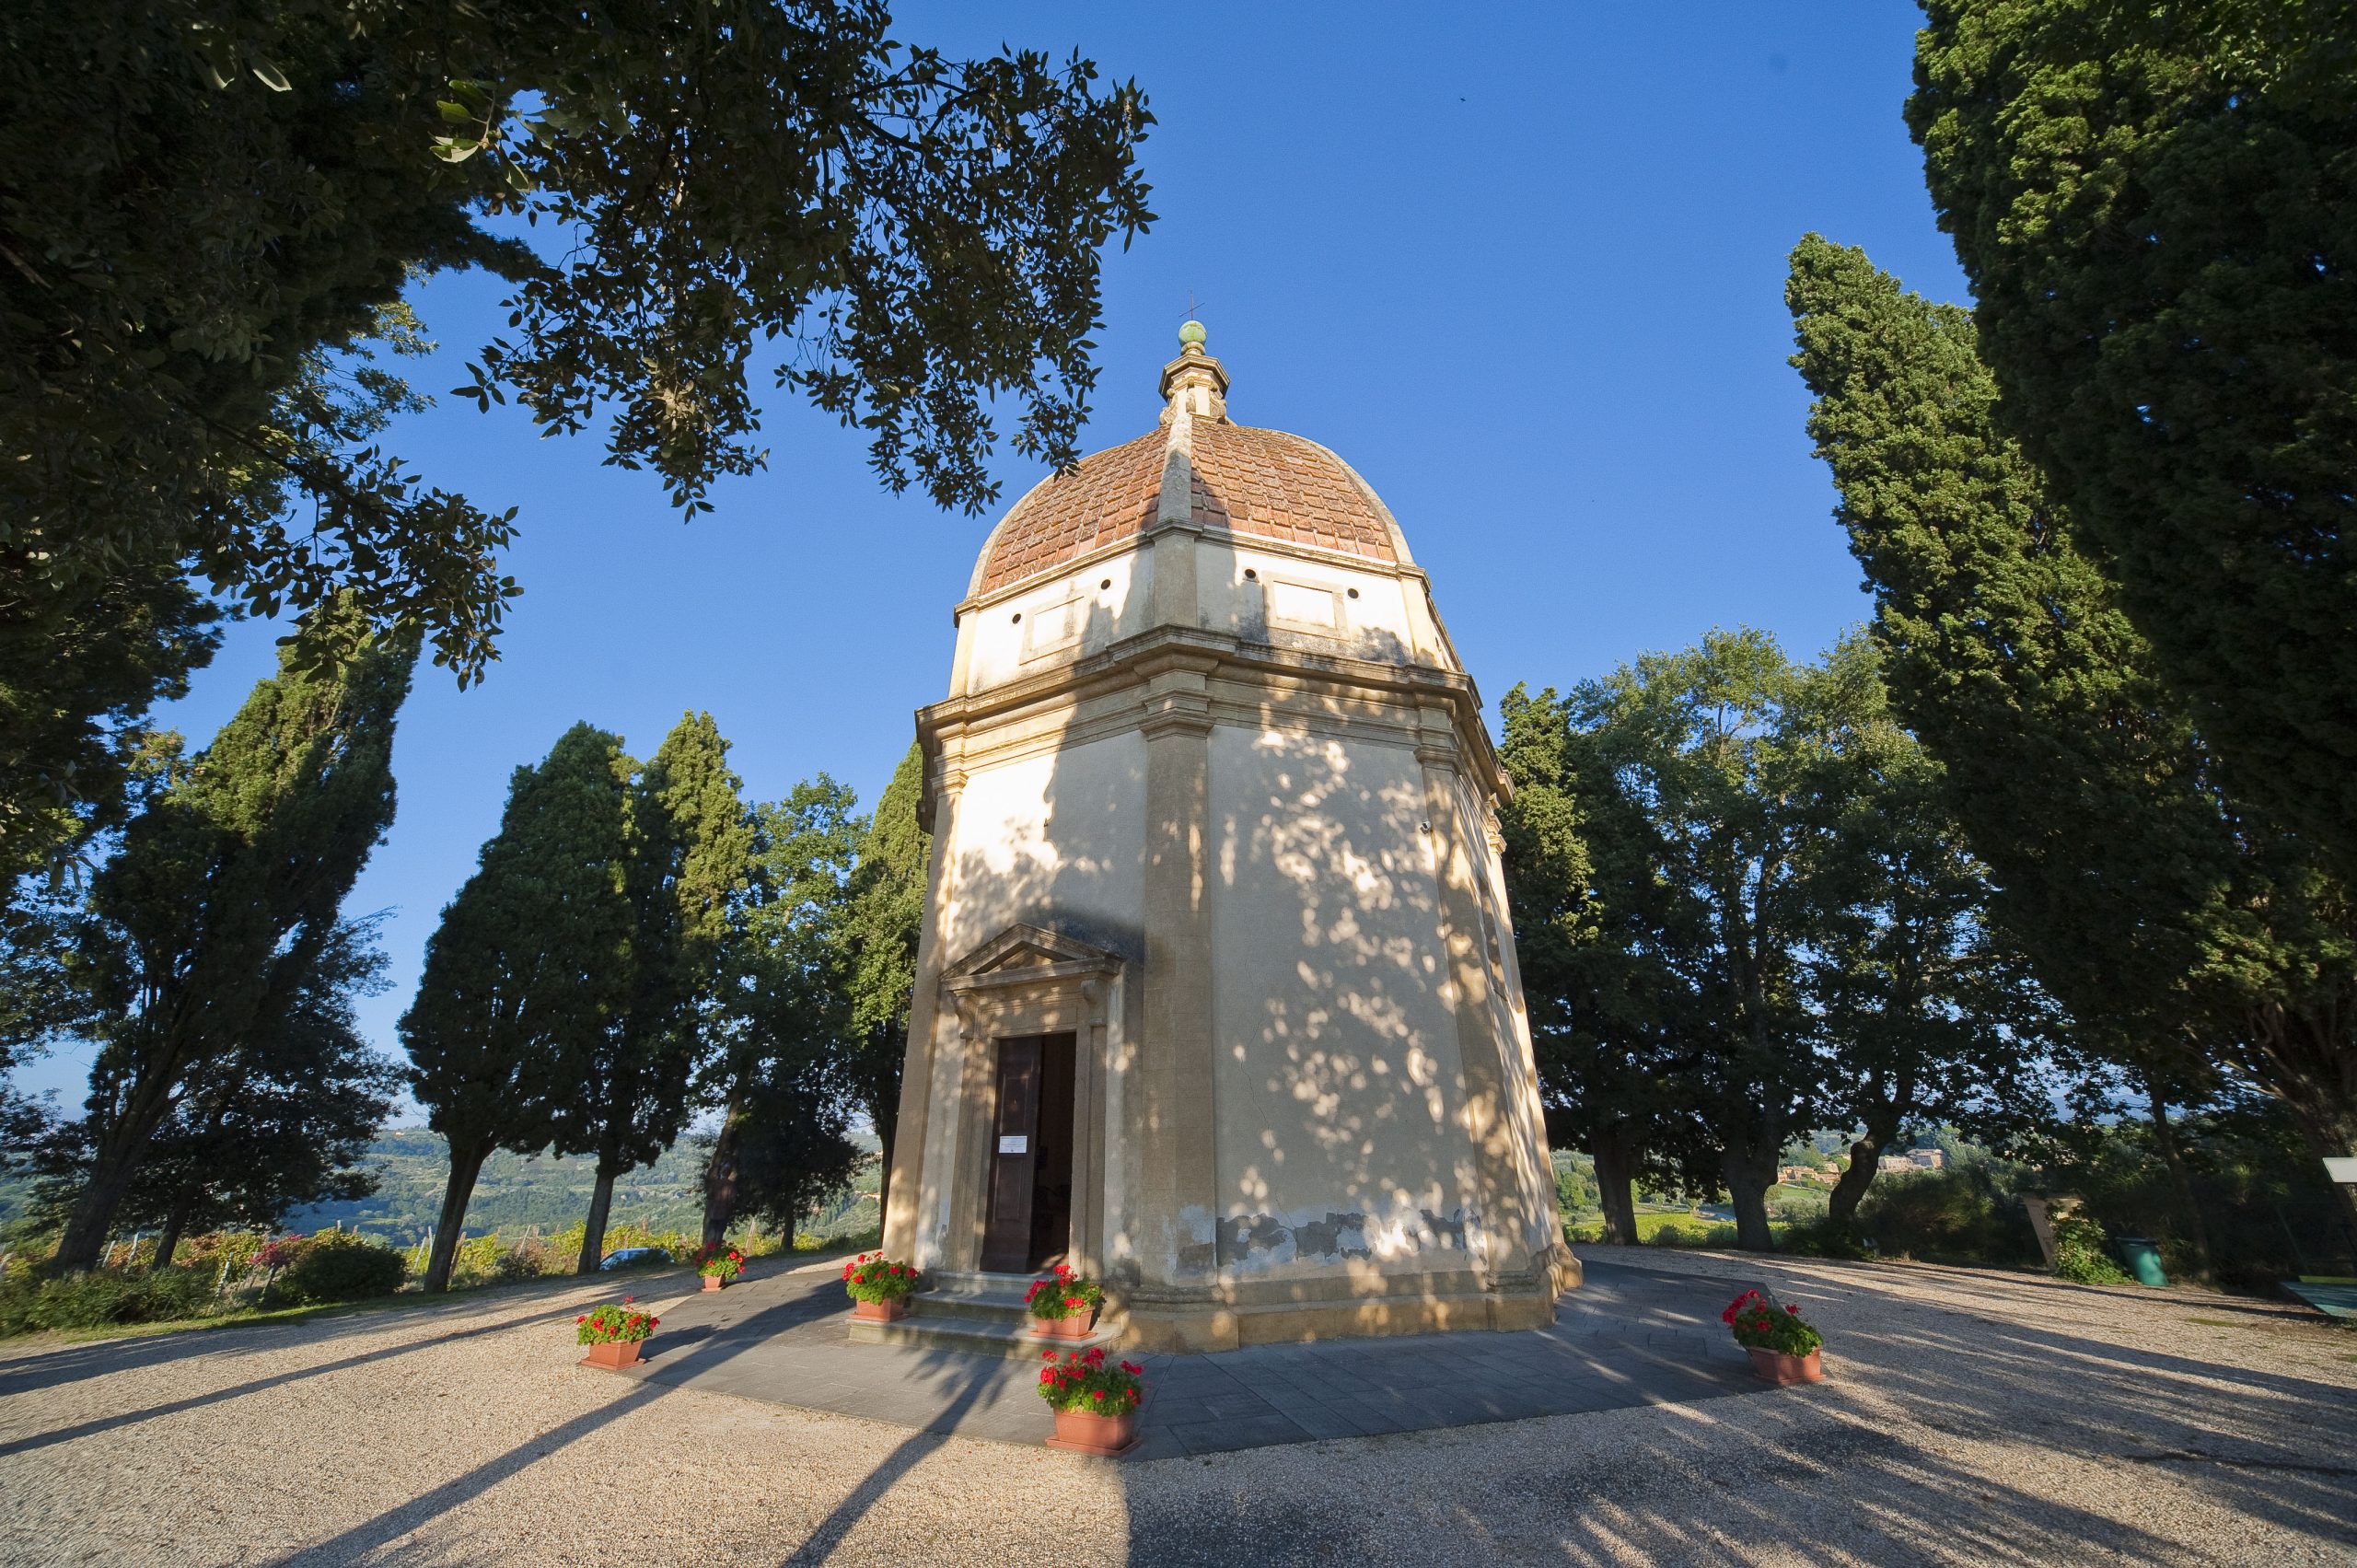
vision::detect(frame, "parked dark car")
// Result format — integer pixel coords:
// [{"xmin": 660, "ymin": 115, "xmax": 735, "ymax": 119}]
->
[{"xmin": 598, "ymin": 1247, "xmax": 668, "ymax": 1272}]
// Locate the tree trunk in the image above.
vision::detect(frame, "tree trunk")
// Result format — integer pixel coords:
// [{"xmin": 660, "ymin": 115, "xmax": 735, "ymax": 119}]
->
[
  {"xmin": 873, "ymin": 1121, "xmax": 894, "ymax": 1234},
  {"xmin": 1722, "ymin": 1144, "xmax": 1778, "ymax": 1252},
  {"xmin": 424, "ymin": 1140, "xmax": 493, "ymax": 1294},
  {"xmin": 1827, "ymin": 1127, "xmax": 1891, "ymax": 1227},
  {"xmin": 1590, "ymin": 1123, "xmax": 1641, "ymax": 1247},
  {"xmin": 151, "ymin": 1197, "xmax": 195, "ymax": 1272},
  {"xmin": 577, "ymin": 1165, "xmax": 619, "ymax": 1274},
  {"xmin": 2143, "ymin": 1080, "xmax": 2212, "ymax": 1280},
  {"xmin": 702, "ymin": 1101, "xmax": 745, "ymax": 1250},
  {"xmin": 52, "ymin": 1077, "xmax": 179, "ymax": 1273}
]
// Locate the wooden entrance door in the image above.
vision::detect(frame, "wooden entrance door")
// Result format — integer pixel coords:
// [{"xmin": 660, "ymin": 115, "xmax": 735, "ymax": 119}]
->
[
  {"xmin": 981, "ymin": 1033, "xmax": 1078, "ymax": 1272},
  {"xmin": 981, "ymin": 1037, "xmax": 1043, "ymax": 1272}
]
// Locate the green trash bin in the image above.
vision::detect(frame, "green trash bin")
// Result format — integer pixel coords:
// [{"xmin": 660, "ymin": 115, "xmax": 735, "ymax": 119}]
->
[{"xmin": 2115, "ymin": 1236, "xmax": 2168, "ymax": 1287}]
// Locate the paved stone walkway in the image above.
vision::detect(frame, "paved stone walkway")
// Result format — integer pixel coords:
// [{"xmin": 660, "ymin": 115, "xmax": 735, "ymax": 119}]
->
[{"xmin": 618, "ymin": 1254, "xmax": 1765, "ymax": 1459}]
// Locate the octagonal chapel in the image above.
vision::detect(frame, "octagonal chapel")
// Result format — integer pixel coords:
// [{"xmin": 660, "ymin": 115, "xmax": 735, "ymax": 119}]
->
[{"xmin": 878, "ymin": 325, "xmax": 1577, "ymax": 1352}]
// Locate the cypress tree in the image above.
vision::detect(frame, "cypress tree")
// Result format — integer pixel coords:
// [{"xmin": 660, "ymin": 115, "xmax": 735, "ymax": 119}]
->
[
  {"xmin": 836, "ymin": 743, "xmax": 929, "ymax": 1219},
  {"xmin": 1785, "ymin": 233, "xmax": 2357, "ymax": 1228},
  {"xmin": 1909, "ymin": 2, "xmax": 2357, "ymax": 876},
  {"xmin": 552, "ymin": 713, "xmax": 754, "ymax": 1272},
  {"xmin": 401, "ymin": 723, "xmax": 633, "ymax": 1293},
  {"xmin": 48, "ymin": 604, "xmax": 411, "ymax": 1272}
]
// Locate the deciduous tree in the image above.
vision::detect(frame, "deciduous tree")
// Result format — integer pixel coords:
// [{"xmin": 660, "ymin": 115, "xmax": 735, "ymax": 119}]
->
[
  {"xmin": 4, "ymin": 0, "xmax": 1155, "ymax": 764},
  {"xmin": 1550, "ymin": 632, "xmax": 1863, "ymax": 1250},
  {"xmin": 43, "ymin": 921, "xmax": 401, "ymax": 1268},
  {"xmin": 1805, "ymin": 720, "xmax": 2055, "ymax": 1225},
  {"xmin": 1499, "ymin": 685, "xmax": 1687, "ymax": 1246}
]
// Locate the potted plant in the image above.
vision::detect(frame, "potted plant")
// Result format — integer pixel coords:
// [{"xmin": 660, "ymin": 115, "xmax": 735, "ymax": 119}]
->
[
  {"xmin": 576, "ymin": 1297, "xmax": 660, "ymax": 1370},
  {"xmin": 842, "ymin": 1252, "xmax": 920, "ymax": 1321},
  {"xmin": 1025, "ymin": 1263, "xmax": 1105, "ymax": 1338},
  {"xmin": 691, "ymin": 1242, "xmax": 745, "ymax": 1292},
  {"xmin": 1723, "ymin": 1288, "xmax": 1825, "ymax": 1384},
  {"xmin": 1037, "ymin": 1346, "xmax": 1146, "ymax": 1456}
]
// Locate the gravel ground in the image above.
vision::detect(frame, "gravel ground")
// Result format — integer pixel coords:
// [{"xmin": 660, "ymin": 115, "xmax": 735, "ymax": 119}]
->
[{"xmin": 2, "ymin": 1246, "xmax": 2352, "ymax": 1566}]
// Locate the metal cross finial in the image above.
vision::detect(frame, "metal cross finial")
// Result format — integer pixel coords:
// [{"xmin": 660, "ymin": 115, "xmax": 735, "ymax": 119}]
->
[{"xmin": 1183, "ymin": 290, "xmax": 1208, "ymax": 322}]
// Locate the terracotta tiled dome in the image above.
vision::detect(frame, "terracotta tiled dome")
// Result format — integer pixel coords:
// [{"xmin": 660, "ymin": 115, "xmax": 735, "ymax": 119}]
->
[{"xmin": 970, "ymin": 349, "xmax": 1405, "ymax": 598}]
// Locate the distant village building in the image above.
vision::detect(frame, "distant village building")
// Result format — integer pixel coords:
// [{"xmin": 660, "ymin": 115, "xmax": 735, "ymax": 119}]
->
[{"xmin": 878, "ymin": 325, "xmax": 1576, "ymax": 1351}]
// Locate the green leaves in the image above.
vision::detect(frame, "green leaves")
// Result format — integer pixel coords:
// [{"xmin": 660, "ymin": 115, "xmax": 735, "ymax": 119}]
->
[
  {"xmin": 49, "ymin": 610, "xmax": 414, "ymax": 1268},
  {"xmin": 4, "ymin": 0, "xmax": 1153, "ymax": 852},
  {"xmin": 1785, "ymin": 231, "xmax": 2357, "ymax": 1179},
  {"xmin": 1909, "ymin": 1, "xmax": 2357, "ymax": 881}
]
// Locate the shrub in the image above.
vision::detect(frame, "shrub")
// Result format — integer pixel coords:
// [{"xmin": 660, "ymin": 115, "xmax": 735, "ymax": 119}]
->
[
  {"xmin": 1035, "ymin": 1346, "xmax": 1144, "ymax": 1416},
  {"xmin": 277, "ymin": 1232, "xmax": 407, "ymax": 1305},
  {"xmin": 1853, "ymin": 1165, "xmax": 2040, "ymax": 1267},
  {"xmin": 1781, "ymin": 1215, "xmax": 1873, "ymax": 1260},
  {"xmin": 2049, "ymin": 1213, "xmax": 2133, "ymax": 1285},
  {"xmin": 1702, "ymin": 1224, "xmax": 1739, "ymax": 1248},
  {"xmin": 1649, "ymin": 1222, "xmax": 1691, "ymax": 1247},
  {"xmin": 0, "ymin": 1267, "xmax": 217, "ymax": 1337}
]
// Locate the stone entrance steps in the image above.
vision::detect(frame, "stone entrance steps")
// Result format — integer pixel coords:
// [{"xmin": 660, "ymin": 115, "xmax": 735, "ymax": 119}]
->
[{"xmin": 846, "ymin": 1270, "xmax": 1122, "ymax": 1361}]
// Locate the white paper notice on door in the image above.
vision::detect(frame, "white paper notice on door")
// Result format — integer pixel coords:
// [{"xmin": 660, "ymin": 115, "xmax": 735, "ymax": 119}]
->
[{"xmin": 997, "ymin": 1134, "xmax": 1028, "ymax": 1155}]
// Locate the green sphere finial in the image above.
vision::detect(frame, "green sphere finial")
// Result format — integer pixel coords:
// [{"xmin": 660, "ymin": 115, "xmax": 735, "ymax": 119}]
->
[{"xmin": 1178, "ymin": 319, "xmax": 1207, "ymax": 350}]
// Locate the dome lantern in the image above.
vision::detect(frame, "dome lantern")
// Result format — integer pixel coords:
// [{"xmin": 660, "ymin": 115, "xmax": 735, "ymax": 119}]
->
[{"xmin": 1158, "ymin": 320, "xmax": 1229, "ymax": 424}]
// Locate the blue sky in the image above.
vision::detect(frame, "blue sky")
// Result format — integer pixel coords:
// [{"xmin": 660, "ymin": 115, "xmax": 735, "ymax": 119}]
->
[{"xmin": 17, "ymin": 1, "xmax": 1968, "ymax": 1109}]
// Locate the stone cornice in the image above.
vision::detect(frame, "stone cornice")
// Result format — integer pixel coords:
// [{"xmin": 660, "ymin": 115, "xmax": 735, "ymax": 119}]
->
[{"xmin": 916, "ymin": 623, "xmax": 1511, "ymax": 826}]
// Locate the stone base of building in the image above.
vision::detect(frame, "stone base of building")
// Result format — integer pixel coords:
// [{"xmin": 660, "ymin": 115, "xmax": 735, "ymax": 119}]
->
[{"xmin": 1115, "ymin": 1256, "xmax": 1579, "ymax": 1353}]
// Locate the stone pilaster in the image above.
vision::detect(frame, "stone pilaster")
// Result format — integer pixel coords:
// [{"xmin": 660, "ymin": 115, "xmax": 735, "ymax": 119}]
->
[{"xmin": 1131, "ymin": 652, "xmax": 1223, "ymax": 1334}]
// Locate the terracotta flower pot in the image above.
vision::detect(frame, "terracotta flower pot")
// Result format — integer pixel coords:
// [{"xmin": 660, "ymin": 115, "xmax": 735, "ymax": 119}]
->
[
  {"xmin": 580, "ymin": 1339, "xmax": 644, "ymax": 1370},
  {"xmin": 1047, "ymin": 1406, "xmax": 1137, "ymax": 1457},
  {"xmin": 702, "ymin": 1273, "xmax": 726, "ymax": 1292},
  {"xmin": 1747, "ymin": 1346, "xmax": 1824, "ymax": 1385},
  {"xmin": 852, "ymin": 1296, "xmax": 907, "ymax": 1322},
  {"xmin": 1031, "ymin": 1308, "xmax": 1097, "ymax": 1339}
]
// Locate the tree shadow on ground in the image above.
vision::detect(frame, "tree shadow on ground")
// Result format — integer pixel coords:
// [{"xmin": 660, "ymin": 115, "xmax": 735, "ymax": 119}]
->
[
  {"xmin": 1116, "ymin": 1249, "xmax": 2357, "ymax": 1565},
  {"xmin": 0, "ymin": 1262, "xmax": 705, "ymax": 1399},
  {"xmin": 0, "ymin": 1299, "xmax": 598, "ymax": 1459}
]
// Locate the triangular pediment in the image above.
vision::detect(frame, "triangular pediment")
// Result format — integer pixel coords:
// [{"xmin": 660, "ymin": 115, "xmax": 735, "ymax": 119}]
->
[{"xmin": 943, "ymin": 923, "xmax": 1120, "ymax": 981}]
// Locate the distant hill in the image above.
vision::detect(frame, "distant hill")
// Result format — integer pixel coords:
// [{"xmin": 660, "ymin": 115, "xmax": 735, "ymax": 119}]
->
[
  {"xmin": 3, "ymin": 1127, "xmax": 883, "ymax": 1249},
  {"xmin": 290, "ymin": 1128, "xmax": 885, "ymax": 1246}
]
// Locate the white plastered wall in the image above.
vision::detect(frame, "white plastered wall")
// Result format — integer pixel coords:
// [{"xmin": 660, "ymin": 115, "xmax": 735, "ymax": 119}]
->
[
  {"xmin": 934, "ymin": 733, "xmax": 1148, "ymax": 959},
  {"xmin": 1202, "ymin": 722, "xmax": 1479, "ymax": 1279}
]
